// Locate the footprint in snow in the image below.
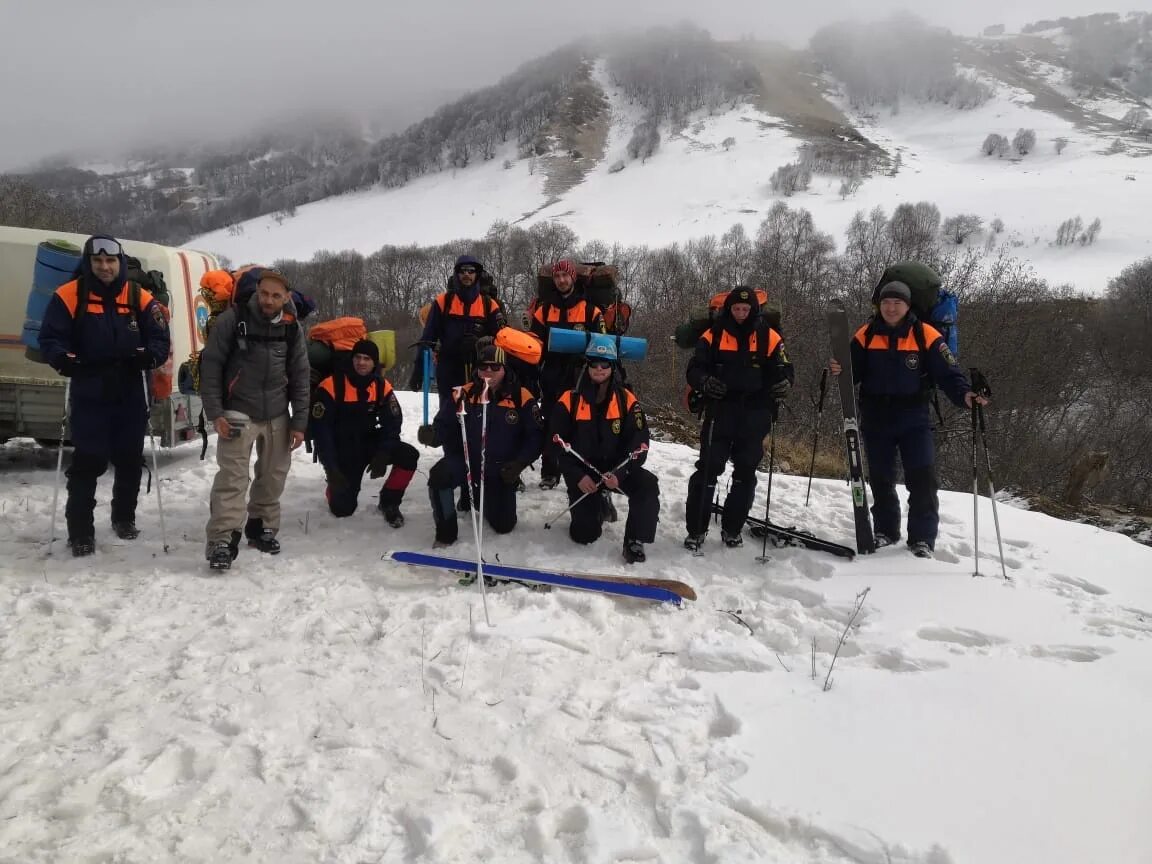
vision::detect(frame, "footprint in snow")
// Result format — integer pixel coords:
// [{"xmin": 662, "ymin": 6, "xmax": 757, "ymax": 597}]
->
[{"xmin": 917, "ymin": 625, "xmax": 1008, "ymax": 649}]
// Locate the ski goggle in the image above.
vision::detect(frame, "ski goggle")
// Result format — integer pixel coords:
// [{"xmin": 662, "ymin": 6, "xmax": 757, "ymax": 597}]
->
[
  {"xmin": 586, "ymin": 359, "xmax": 613, "ymax": 369},
  {"xmin": 477, "ymin": 362, "xmax": 504, "ymax": 371},
  {"xmin": 89, "ymin": 238, "xmax": 122, "ymax": 256}
]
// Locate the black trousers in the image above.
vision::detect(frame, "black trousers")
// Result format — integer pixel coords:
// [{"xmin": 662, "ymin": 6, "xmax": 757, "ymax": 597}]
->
[
  {"xmin": 567, "ymin": 465, "xmax": 659, "ymax": 545},
  {"xmin": 65, "ymin": 448, "xmax": 143, "ymax": 541},
  {"xmin": 428, "ymin": 457, "xmax": 517, "ymax": 544},
  {"xmin": 684, "ymin": 406, "xmax": 772, "ymax": 536},
  {"xmin": 327, "ymin": 440, "xmax": 419, "ymax": 518}
]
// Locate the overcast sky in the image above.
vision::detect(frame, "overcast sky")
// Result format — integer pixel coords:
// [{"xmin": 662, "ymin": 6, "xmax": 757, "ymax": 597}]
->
[{"xmin": 0, "ymin": 0, "xmax": 1125, "ymax": 172}]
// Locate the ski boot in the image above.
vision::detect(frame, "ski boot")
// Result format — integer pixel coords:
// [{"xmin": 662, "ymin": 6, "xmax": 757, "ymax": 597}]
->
[
  {"xmin": 683, "ymin": 532, "xmax": 707, "ymax": 553},
  {"xmin": 623, "ymin": 538, "xmax": 646, "ymax": 564},
  {"xmin": 721, "ymin": 530, "xmax": 743, "ymax": 549},
  {"xmin": 909, "ymin": 541, "xmax": 934, "ymax": 559},
  {"xmin": 206, "ymin": 540, "xmax": 233, "ymax": 571},
  {"xmin": 381, "ymin": 505, "xmax": 405, "ymax": 529},
  {"xmin": 111, "ymin": 520, "xmax": 140, "ymax": 540},
  {"xmin": 68, "ymin": 537, "xmax": 96, "ymax": 558}
]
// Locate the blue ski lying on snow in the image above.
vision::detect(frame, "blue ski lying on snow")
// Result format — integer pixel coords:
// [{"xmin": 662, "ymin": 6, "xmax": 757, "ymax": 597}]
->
[{"xmin": 384, "ymin": 550, "xmax": 695, "ymax": 605}]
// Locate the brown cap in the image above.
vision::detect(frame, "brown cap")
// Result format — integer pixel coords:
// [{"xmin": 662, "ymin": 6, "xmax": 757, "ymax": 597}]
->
[{"xmin": 258, "ymin": 268, "xmax": 291, "ymax": 290}]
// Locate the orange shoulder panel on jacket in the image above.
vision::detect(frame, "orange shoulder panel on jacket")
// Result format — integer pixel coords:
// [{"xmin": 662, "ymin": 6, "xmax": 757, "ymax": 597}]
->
[
  {"xmin": 318, "ymin": 377, "xmax": 336, "ymax": 398},
  {"xmin": 55, "ymin": 280, "xmax": 81, "ymax": 317}
]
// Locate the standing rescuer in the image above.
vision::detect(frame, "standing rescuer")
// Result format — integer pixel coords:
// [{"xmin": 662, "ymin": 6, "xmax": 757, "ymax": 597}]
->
[
  {"xmin": 38, "ymin": 234, "xmax": 171, "ymax": 556},
  {"xmin": 829, "ymin": 280, "xmax": 987, "ymax": 558},
  {"xmin": 683, "ymin": 287, "xmax": 793, "ymax": 552},
  {"xmin": 199, "ymin": 269, "xmax": 311, "ymax": 570}
]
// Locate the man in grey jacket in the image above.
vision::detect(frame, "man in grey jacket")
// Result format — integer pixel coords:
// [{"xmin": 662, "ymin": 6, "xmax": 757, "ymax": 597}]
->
[{"xmin": 199, "ymin": 269, "xmax": 311, "ymax": 570}]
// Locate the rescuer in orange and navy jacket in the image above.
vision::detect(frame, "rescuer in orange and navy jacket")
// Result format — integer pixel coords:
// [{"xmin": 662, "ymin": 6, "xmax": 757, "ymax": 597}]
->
[
  {"xmin": 683, "ymin": 286, "xmax": 793, "ymax": 550},
  {"xmin": 549, "ymin": 339, "xmax": 658, "ymax": 564},
  {"xmin": 38, "ymin": 234, "xmax": 171, "ymax": 556},
  {"xmin": 416, "ymin": 255, "xmax": 506, "ymax": 413},
  {"xmin": 428, "ymin": 339, "xmax": 543, "ymax": 546},
  {"xmin": 310, "ymin": 340, "xmax": 418, "ymax": 524},
  {"xmin": 830, "ymin": 279, "xmax": 986, "ymax": 557},
  {"xmin": 530, "ymin": 258, "xmax": 607, "ymax": 489}
]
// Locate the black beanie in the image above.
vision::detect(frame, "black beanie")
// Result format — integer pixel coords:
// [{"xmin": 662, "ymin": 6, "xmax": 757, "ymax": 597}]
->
[
  {"xmin": 724, "ymin": 286, "xmax": 760, "ymax": 317},
  {"xmin": 352, "ymin": 339, "xmax": 380, "ymax": 366}
]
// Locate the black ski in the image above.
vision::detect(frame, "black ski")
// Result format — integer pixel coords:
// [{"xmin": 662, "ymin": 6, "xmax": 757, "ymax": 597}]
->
[
  {"xmin": 711, "ymin": 503, "xmax": 855, "ymax": 559},
  {"xmin": 828, "ymin": 302, "xmax": 876, "ymax": 555}
]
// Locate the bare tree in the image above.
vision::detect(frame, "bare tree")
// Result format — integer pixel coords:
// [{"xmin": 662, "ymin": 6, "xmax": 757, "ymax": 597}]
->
[
  {"xmin": 839, "ymin": 171, "xmax": 863, "ymax": 199},
  {"xmin": 1056, "ymin": 216, "xmax": 1084, "ymax": 247},
  {"xmin": 1012, "ymin": 128, "xmax": 1037, "ymax": 156},
  {"xmin": 982, "ymin": 133, "xmax": 1008, "ymax": 156},
  {"xmin": 1082, "ymin": 217, "xmax": 1102, "ymax": 245},
  {"xmin": 769, "ymin": 162, "xmax": 812, "ymax": 196},
  {"xmin": 941, "ymin": 214, "xmax": 984, "ymax": 244},
  {"xmin": 1054, "ymin": 137, "xmax": 1069, "ymax": 155},
  {"xmin": 722, "ymin": 137, "xmax": 736, "ymax": 151},
  {"xmin": 991, "ymin": 217, "xmax": 1005, "ymax": 234}
]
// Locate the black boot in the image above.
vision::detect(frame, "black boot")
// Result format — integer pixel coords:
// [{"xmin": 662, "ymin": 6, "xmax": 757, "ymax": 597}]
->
[
  {"xmin": 111, "ymin": 520, "xmax": 140, "ymax": 540},
  {"xmin": 623, "ymin": 538, "xmax": 646, "ymax": 564},
  {"xmin": 68, "ymin": 537, "xmax": 96, "ymax": 557}
]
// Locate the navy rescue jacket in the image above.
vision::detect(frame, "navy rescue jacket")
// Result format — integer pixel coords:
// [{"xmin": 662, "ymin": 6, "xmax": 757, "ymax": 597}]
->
[
  {"xmin": 310, "ymin": 365, "xmax": 403, "ymax": 470},
  {"xmin": 851, "ymin": 316, "xmax": 970, "ymax": 409},
  {"xmin": 39, "ymin": 273, "xmax": 170, "ymax": 404},
  {"xmin": 549, "ymin": 376, "xmax": 650, "ymax": 485},
  {"xmin": 433, "ymin": 375, "xmax": 543, "ymax": 476}
]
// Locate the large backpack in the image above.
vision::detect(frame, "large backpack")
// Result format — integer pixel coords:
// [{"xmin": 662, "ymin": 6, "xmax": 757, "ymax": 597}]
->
[
  {"xmin": 674, "ymin": 288, "xmax": 783, "ymax": 415},
  {"xmin": 869, "ymin": 261, "xmax": 959, "ymax": 357},
  {"xmin": 866, "ymin": 261, "xmax": 960, "ymax": 427},
  {"xmin": 535, "ymin": 261, "xmax": 632, "ymax": 335},
  {"xmin": 673, "ymin": 288, "xmax": 781, "ymax": 349},
  {"xmin": 178, "ymin": 266, "xmax": 317, "ymax": 396}
]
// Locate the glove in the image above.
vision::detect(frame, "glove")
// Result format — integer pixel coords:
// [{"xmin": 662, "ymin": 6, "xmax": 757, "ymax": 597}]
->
[
  {"xmin": 499, "ymin": 459, "xmax": 525, "ymax": 487},
  {"xmin": 770, "ymin": 379, "xmax": 791, "ymax": 399},
  {"xmin": 134, "ymin": 348, "xmax": 157, "ymax": 371},
  {"xmin": 417, "ymin": 424, "xmax": 440, "ymax": 448},
  {"xmin": 368, "ymin": 451, "xmax": 392, "ymax": 479},
  {"xmin": 326, "ymin": 467, "xmax": 349, "ymax": 492},
  {"xmin": 701, "ymin": 376, "xmax": 727, "ymax": 399},
  {"xmin": 55, "ymin": 353, "xmax": 79, "ymax": 377}
]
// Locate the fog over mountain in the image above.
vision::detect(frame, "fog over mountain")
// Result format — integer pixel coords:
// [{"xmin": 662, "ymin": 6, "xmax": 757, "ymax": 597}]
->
[{"xmin": 0, "ymin": 0, "xmax": 1117, "ymax": 170}]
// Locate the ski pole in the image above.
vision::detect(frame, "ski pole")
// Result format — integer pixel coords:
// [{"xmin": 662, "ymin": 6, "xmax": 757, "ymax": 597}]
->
[
  {"xmin": 970, "ymin": 370, "xmax": 981, "ymax": 578},
  {"xmin": 46, "ymin": 379, "xmax": 71, "ymax": 556},
  {"xmin": 142, "ymin": 371, "xmax": 169, "ymax": 554},
  {"xmin": 971, "ymin": 369, "xmax": 1008, "ymax": 580},
  {"xmin": 456, "ymin": 384, "xmax": 491, "ymax": 626},
  {"xmin": 688, "ymin": 407, "xmax": 716, "ymax": 557},
  {"xmin": 805, "ymin": 367, "xmax": 829, "ymax": 507},
  {"xmin": 478, "ymin": 380, "xmax": 492, "ymax": 614},
  {"xmin": 421, "ymin": 345, "xmax": 431, "ymax": 426},
  {"xmin": 757, "ymin": 407, "xmax": 778, "ymax": 564},
  {"xmin": 542, "ymin": 444, "xmax": 648, "ymax": 529}
]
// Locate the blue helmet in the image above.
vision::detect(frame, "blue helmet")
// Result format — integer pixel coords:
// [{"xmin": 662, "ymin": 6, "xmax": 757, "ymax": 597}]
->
[{"xmin": 585, "ymin": 333, "xmax": 618, "ymax": 363}]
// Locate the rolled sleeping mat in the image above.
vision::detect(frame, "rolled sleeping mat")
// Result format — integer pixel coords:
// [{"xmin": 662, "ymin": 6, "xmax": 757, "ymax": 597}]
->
[
  {"xmin": 22, "ymin": 238, "xmax": 83, "ymax": 358},
  {"xmin": 547, "ymin": 328, "xmax": 648, "ymax": 361},
  {"xmin": 368, "ymin": 329, "xmax": 396, "ymax": 371},
  {"xmin": 495, "ymin": 327, "xmax": 543, "ymax": 365}
]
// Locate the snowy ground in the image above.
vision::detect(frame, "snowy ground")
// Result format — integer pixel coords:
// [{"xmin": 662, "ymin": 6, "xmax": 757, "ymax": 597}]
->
[
  {"xmin": 3, "ymin": 391, "xmax": 1152, "ymax": 863},
  {"xmin": 190, "ymin": 59, "xmax": 1152, "ymax": 296}
]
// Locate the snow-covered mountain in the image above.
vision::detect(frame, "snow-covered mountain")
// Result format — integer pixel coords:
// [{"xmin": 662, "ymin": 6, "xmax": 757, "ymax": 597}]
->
[
  {"xmin": 191, "ymin": 33, "xmax": 1152, "ymax": 295},
  {"xmin": 3, "ymin": 390, "xmax": 1151, "ymax": 862}
]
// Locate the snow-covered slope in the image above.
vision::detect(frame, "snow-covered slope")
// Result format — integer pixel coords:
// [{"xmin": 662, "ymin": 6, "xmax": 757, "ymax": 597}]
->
[
  {"xmin": 191, "ymin": 55, "xmax": 1152, "ymax": 295},
  {"xmin": 3, "ymin": 390, "xmax": 1152, "ymax": 863}
]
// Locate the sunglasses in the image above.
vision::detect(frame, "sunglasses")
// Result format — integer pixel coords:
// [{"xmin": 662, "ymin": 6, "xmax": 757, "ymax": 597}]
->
[
  {"xmin": 586, "ymin": 359, "xmax": 613, "ymax": 369},
  {"xmin": 477, "ymin": 362, "xmax": 504, "ymax": 371},
  {"xmin": 90, "ymin": 238, "xmax": 122, "ymax": 256},
  {"xmin": 457, "ymin": 267, "xmax": 478, "ymax": 275}
]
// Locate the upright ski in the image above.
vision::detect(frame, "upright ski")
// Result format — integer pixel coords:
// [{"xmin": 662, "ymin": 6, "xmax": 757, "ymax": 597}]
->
[
  {"xmin": 385, "ymin": 550, "xmax": 694, "ymax": 605},
  {"xmin": 827, "ymin": 302, "xmax": 876, "ymax": 555}
]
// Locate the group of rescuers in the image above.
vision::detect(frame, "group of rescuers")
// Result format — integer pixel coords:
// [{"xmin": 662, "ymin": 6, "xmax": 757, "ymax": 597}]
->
[{"xmin": 41, "ymin": 238, "xmax": 987, "ymax": 570}]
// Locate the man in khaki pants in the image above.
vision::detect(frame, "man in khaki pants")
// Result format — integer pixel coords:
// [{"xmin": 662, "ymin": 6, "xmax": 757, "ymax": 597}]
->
[{"xmin": 199, "ymin": 270, "xmax": 311, "ymax": 570}]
